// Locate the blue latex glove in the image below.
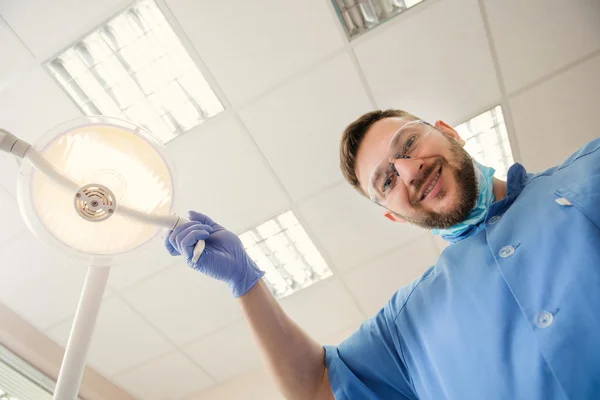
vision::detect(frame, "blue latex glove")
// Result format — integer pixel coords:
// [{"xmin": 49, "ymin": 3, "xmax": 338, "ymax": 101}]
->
[{"xmin": 165, "ymin": 211, "xmax": 265, "ymax": 297}]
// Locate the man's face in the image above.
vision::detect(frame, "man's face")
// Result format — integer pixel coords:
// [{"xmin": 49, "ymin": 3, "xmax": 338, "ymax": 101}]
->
[{"xmin": 356, "ymin": 117, "xmax": 478, "ymax": 229}]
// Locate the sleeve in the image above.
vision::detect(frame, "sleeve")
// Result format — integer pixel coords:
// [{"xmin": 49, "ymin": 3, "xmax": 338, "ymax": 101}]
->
[{"xmin": 324, "ymin": 292, "xmax": 418, "ymax": 400}]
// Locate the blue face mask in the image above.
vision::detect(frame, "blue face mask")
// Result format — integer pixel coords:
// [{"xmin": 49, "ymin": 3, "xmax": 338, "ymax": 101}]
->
[{"xmin": 431, "ymin": 160, "xmax": 496, "ymax": 243}]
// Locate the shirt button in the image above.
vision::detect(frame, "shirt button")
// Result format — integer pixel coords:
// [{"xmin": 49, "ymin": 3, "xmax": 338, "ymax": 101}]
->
[
  {"xmin": 535, "ymin": 311, "xmax": 554, "ymax": 328},
  {"xmin": 488, "ymin": 215, "xmax": 501, "ymax": 225},
  {"xmin": 499, "ymin": 246, "xmax": 515, "ymax": 258}
]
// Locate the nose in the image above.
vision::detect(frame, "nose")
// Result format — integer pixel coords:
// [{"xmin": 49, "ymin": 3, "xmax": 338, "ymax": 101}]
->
[{"xmin": 391, "ymin": 156, "xmax": 424, "ymax": 187}]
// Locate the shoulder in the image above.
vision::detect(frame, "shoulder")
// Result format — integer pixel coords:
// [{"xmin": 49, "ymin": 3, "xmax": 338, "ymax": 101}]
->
[{"xmin": 385, "ymin": 265, "xmax": 437, "ymax": 321}]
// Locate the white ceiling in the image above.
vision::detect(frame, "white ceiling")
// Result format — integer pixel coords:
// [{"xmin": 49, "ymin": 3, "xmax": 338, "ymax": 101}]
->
[{"xmin": 0, "ymin": 0, "xmax": 599, "ymax": 399}]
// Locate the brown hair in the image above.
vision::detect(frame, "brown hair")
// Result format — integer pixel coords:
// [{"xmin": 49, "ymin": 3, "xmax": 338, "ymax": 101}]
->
[{"xmin": 339, "ymin": 109, "xmax": 417, "ymax": 197}]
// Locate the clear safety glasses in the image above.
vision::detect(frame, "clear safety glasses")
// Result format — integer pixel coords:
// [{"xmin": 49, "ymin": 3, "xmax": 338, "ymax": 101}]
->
[{"xmin": 367, "ymin": 120, "xmax": 436, "ymax": 205}]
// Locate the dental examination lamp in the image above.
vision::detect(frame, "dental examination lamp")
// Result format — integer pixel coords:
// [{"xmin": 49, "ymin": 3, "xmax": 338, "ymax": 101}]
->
[{"xmin": 0, "ymin": 117, "xmax": 204, "ymax": 399}]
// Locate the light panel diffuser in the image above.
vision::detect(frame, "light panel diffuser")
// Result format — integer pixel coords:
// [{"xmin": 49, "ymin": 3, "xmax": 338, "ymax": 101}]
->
[
  {"xmin": 239, "ymin": 211, "xmax": 333, "ymax": 299},
  {"xmin": 333, "ymin": 0, "xmax": 425, "ymax": 39},
  {"xmin": 46, "ymin": 0, "xmax": 223, "ymax": 144},
  {"xmin": 456, "ymin": 106, "xmax": 514, "ymax": 180}
]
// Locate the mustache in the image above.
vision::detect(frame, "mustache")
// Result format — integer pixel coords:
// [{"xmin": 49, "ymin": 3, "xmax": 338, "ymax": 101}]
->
[{"xmin": 410, "ymin": 160, "xmax": 443, "ymax": 206}]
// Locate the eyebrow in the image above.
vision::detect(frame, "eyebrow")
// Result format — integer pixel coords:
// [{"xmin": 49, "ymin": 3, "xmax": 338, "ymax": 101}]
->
[{"xmin": 388, "ymin": 126, "xmax": 418, "ymax": 157}]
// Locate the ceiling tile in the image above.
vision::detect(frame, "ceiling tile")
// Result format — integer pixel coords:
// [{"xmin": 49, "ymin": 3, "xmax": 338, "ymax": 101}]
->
[
  {"xmin": 184, "ymin": 320, "xmax": 261, "ymax": 383},
  {"xmin": 0, "ymin": 156, "xmax": 19, "ymax": 200},
  {"xmin": 297, "ymin": 182, "xmax": 424, "ymax": 272},
  {"xmin": 354, "ymin": 0, "xmax": 500, "ymax": 124},
  {"xmin": 509, "ymin": 54, "xmax": 600, "ymax": 172},
  {"xmin": 239, "ymin": 52, "xmax": 372, "ymax": 201},
  {"xmin": 112, "ymin": 351, "xmax": 214, "ymax": 400},
  {"xmin": 0, "ymin": 65, "xmax": 83, "ymax": 197},
  {"xmin": 107, "ymin": 238, "xmax": 180, "ymax": 292},
  {"xmin": 279, "ymin": 277, "xmax": 364, "ymax": 342},
  {"xmin": 0, "ymin": 17, "xmax": 35, "ymax": 90},
  {"xmin": 183, "ymin": 368, "xmax": 283, "ymax": 400},
  {"xmin": 165, "ymin": 0, "xmax": 345, "ymax": 107},
  {"xmin": 165, "ymin": 113, "xmax": 289, "ymax": 233},
  {"xmin": 0, "ymin": 232, "xmax": 96, "ymax": 330},
  {"xmin": 0, "ymin": 186, "xmax": 28, "ymax": 244},
  {"xmin": 342, "ymin": 234, "xmax": 439, "ymax": 317},
  {"xmin": 0, "ymin": 0, "xmax": 130, "ymax": 60},
  {"xmin": 321, "ymin": 325, "xmax": 361, "ymax": 346},
  {"xmin": 484, "ymin": 0, "xmax": 600, "ymax": 94},
  {"xmin": 120, "ymin": 264, "xmax": 241, "ymax": 345},
  {"xmin": 45, "ymin": 297, "xmax": 174, "ymax": 377}
]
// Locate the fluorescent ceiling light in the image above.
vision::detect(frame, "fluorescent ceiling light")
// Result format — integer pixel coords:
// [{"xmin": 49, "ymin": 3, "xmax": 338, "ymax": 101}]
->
[
  {"xmin": 456, "ymin": 106, "xmax": 514, "ymax": 180},
  {"xmin": 333, "ymin": 0, "xmax": 425, "ymax": 39},
  {"xmin": 46, "ymin": 0, "xmax": 223, "ymax": 144},
  {"xmin": 0, "ymin": 344, "xmax": 55, "ymax": 400},
  {"xmin": 239, "ymin": 211, "xmax": 333, "ymax": 299}
]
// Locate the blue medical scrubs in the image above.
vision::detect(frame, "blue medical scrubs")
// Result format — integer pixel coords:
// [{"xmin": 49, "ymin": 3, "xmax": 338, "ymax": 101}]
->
[{"xmin": 325, "ymin": 138, "xmax": 600, "ymax": 399}]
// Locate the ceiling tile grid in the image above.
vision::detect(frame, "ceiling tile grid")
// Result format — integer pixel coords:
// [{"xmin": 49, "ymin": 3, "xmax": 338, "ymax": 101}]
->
[
  {"xmin": 184, "ymin": 368, "xmax": 284, "ymax": 400},
  {"xmin": 0, "ymin": 186, "xmax": 28, "ymax": 243},
  {"xmin": 297, "ymin": 181, "xmax": 426, "ymax": 272},
  {"xmin": 0, "ymin": 0, "xmax": 597, "ymax": 397},
  {"xmin": 0, "ymin": 232, "xmax": 100, "ymax": 331},
  {"xmin": 45, "ymin": 296, "xmax": 175, "ymax": 377},
  {"xmin": 509, "ymin": 53, "xmax": 600, "ymax": 172},
  {"xmin": 111, "ymin": 350, "xmax": 215, "ymax": 400},
  {"xmin": 353, "ymin": 0, "xmax": 501, "ymax": 125},
  {"xmin": 183, "ymin": 320, "xmax": 262, "ymax": 383},
  {"xmin": 0, "ymin": 16, "xmax": 35, "ymax": 91},
  {"xmin": 278, "ymin": 276, "xmax": 365, "ymax": 342},
  {"xmin": 342, "ymin": 233, "xmax": 440, "ymax": 317},
  {"xmin": 118, "ymin": 263, "xmax": 242, "ymax": 346},
  {"xmin": 164, "ymin": 0, "xmax": 346, "ymax": 108},
  {"xmin": 0, "ymin": 0, "xmax": 131, "ymax": 61},
  {"xmin": 483, "ymin": 0, "xmax": 600, "ymax": 95},
  {"xmin": 0, "ymin": 65, "xmax": 84, "ymax": 197},
  {"xmin": 238, "ymin": 52, "xmax": 373, "ymax": 201},
  {"xmin": 106, "ymin": 244, "xmax": 180, "ymax": 292},
  {"xmin": 165, "ymin": 112, "xmax": 291, "ymax": 234}
]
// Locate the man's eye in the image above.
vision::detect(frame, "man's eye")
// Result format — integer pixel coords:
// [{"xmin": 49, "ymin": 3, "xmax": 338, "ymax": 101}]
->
[
  {"xmin": 404, "ymin": 135, "xmax": 416, "ymax": 152},
  {"xmin": 383, "ymin": 175, "xmax": 394, "ymax": 192}
]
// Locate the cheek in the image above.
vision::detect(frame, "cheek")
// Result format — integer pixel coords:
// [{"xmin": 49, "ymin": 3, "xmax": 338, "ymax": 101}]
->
[
  {"xmin": 434, "ymin": 165, "xmax": 462, "ymax": 210},
  {"xmin": 387, "ymin": 184, "xmax": 411, "ymax": 210}
]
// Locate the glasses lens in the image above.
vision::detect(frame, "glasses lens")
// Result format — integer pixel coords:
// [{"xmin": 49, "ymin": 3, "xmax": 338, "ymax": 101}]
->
[{"xmin": 368, "ymin": 121, "xmax": 432, "ymax": 203}]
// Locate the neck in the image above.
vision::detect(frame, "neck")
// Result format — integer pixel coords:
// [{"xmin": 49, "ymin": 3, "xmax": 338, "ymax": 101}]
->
[{"xmin": 492, "ymin": 177, "xmax": 507, "ymax": 202}]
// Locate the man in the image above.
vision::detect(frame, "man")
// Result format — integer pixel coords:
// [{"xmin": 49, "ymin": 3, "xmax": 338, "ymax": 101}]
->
[{"xmin": 165, "ymin": 109, "xmax": 600, "ymax": 399}]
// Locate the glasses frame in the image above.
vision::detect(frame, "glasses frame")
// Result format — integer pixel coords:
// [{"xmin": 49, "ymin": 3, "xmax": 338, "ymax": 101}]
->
[{"xmin": 367, "ymin": 119, "xmax": 436, "ymax": 205}]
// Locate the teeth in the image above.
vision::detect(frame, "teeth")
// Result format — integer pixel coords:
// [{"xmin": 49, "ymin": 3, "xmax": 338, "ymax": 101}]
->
[{"xmin": 422, "ymin": 171, "xmax": 440, "ymax": 200}]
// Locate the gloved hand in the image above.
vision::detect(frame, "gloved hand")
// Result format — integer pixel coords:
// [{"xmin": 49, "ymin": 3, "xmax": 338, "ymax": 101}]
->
[{"xmin": 165, "ymin": 211, "xmax": 265, "ymax": 297}]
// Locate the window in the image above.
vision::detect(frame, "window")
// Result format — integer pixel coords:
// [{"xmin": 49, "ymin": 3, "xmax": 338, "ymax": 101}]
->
[
  {"xmin": 239, "ymin": 211, "xmax": 333, "ymax": 299},
  {"xmin": 456, "ymin": 106, "xmax": 514, "ymax": 180},
  {"xmin": 0, "ymin": 345, "xmax": 54, "ymax": 400},
  {"xmin": 47, "ymin": 0, "xmax": 223, "ymax": 144},
  {"xmin": 333, "ymin": 0, "xmax": 425, "ymax": 39}
]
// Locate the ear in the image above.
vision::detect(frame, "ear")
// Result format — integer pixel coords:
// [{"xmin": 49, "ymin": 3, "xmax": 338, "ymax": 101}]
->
[
  {"xmin": 434, "ymin": 120, "xmax": 465, "ymax": 146},
  {"xmin": 384, "ymin": 211, "xmax": 405, "ymax": 223}
]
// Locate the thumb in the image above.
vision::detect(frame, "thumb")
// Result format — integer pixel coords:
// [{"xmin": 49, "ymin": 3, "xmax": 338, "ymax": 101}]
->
[
  {"xmin": 164, "ymin": 231, "xmax": 179, "ymax": 255},
  {"xmin": 188, "ymin": 210, "xmax": 222, "ymax": 229}
]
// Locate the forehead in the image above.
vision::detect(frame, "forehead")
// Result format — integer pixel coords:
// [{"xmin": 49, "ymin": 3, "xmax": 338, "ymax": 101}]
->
[{"xmin": 355, "ymin": 116, "xmax": 414, "ymax": 189}]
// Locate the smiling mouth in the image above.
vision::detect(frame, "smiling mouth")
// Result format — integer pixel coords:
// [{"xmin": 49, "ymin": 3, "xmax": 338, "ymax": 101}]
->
[{"xmin": 420, "ymin": 166, "xmax": 442, "ymax": 201}]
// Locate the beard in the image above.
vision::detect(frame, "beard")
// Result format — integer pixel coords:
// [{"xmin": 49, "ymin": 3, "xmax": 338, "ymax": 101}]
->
[{"xmin": 394, "ymin": 138, "xmax": 478, "ymax": 230}]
